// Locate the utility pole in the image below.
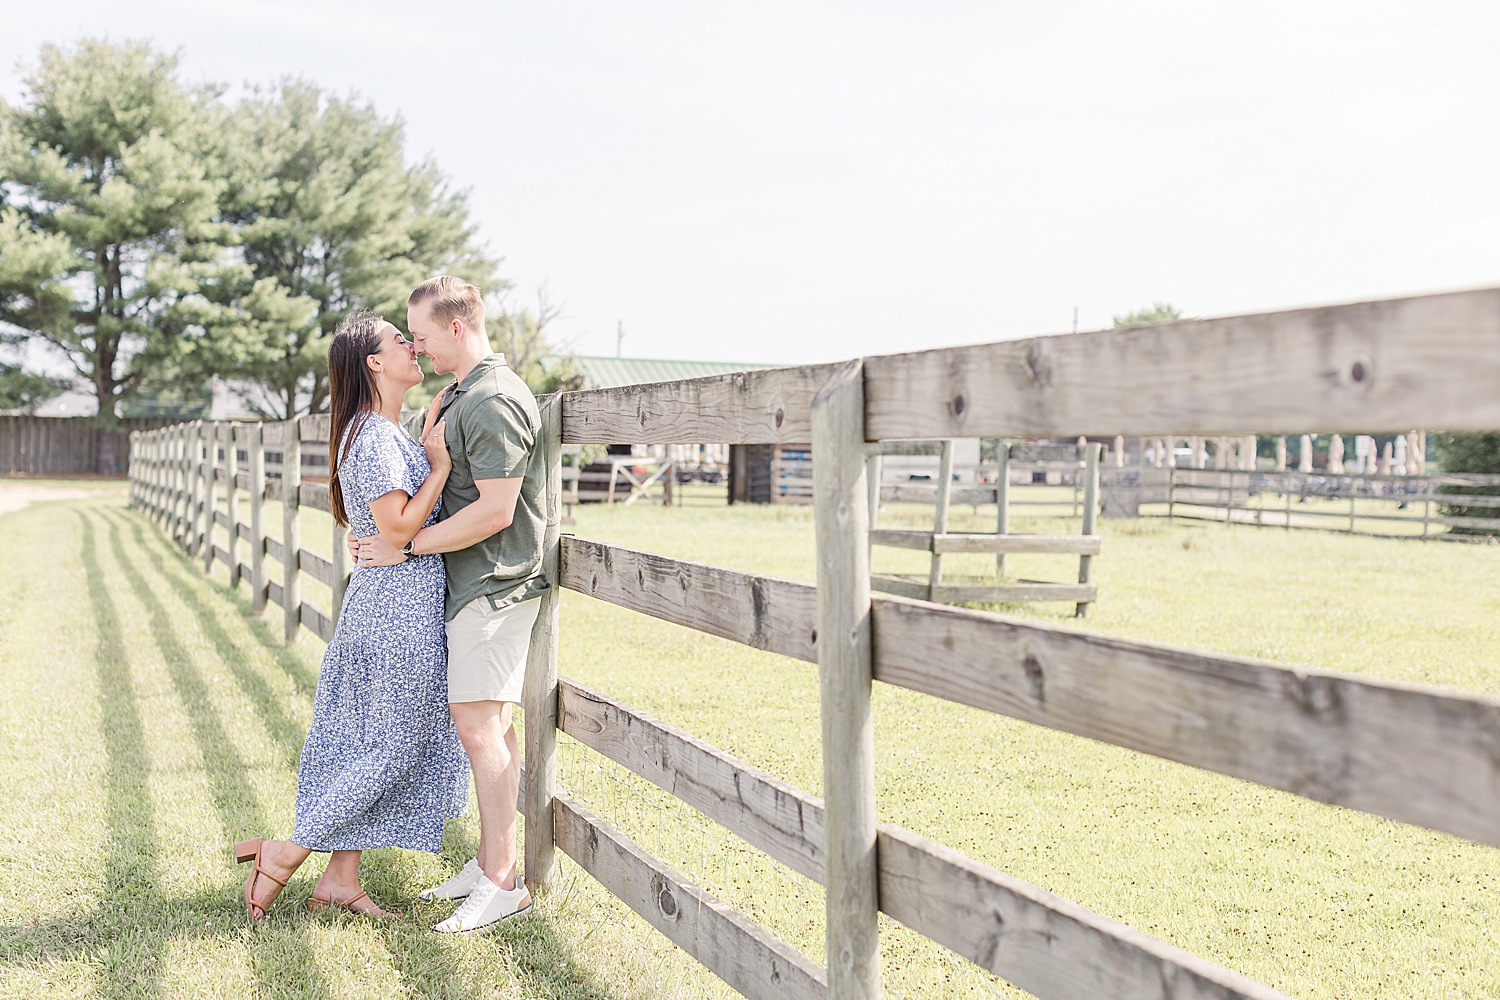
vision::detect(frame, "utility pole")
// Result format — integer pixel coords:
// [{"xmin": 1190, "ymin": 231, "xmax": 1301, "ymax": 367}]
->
[
  {"xmin": 616, "ymin": 320, "xmax": 624, "ymax": 358},
  {"xmin": 1072, "ymin": 306, "xmax": 1078, "ymax": 334}
]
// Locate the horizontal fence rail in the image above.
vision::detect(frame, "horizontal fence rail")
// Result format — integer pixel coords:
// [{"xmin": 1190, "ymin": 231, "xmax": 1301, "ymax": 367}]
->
[
  {"xmin": 558, "ymin": 680, "xmax": 1289, "ymax": 1000},
  {"xmin": 560, "ymin": 537, "xmax": 1500, "ymax": 849},
  {"xmin": 128, "ymin": 286, "xmax": 1500, "ymax": 1000},
  {"xmin": 560, "ymin": 287, "xmax": 1500, "ymax": 444}
]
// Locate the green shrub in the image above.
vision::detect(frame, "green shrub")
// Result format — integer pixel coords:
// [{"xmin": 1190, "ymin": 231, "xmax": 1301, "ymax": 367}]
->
[{"xmin": 1433, "ymin": 433, "xmax": 1500, "ymax": 535}]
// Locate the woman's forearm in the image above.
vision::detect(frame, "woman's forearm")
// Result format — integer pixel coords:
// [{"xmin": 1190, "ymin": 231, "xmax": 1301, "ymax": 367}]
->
[{"xmin": 370, "ymin": 466, "xmax": 450, "ymax": 547}]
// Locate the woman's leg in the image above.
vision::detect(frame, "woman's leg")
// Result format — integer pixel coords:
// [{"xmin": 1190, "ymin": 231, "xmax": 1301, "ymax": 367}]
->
[
  {"xmin": 312, "ymin": 850, "xmax": 400, "ymax": 917},
  {"xmin": 248, "ymin": 840, "xmax": 311, "ymax": 916}
]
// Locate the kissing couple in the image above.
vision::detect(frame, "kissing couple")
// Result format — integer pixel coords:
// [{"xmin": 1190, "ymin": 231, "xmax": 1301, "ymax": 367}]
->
[{"xmin": 235, "ymin": 275, "xmax": 549, "ymax": 934}]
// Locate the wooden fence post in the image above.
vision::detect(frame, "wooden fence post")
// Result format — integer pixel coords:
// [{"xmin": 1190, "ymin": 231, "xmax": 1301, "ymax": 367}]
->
[
  {"xmin": 995, "ymin": 441, "xmax": 1010, "ymax": 578},
  {"xmin": 226, "ymin": 424, "xmax": 241, "ymax": 587},
  {"xmin": 330, "ymin": 497, "xmax": 350, "ymax": 632},
  {"xmin": 523, "ymin": 393, "xmax": 563, "ymax": 894},
  {"xmin": 1076, "ymin": 442, "xmax": 1100, "ymax": 618},
  {"xmin": 926, "ymin": 439, "xmax": 955, "ymax": 596},
  {"xmin": 249, "ymin": 424, "xmax": 267, "ymax": 614},
  {"xmin": 175, "ymin": 424, "xmax": 190, "ymax": 546},
  {"xmin": 811, "ymin": 359, "xmax": 881, "ymax": 1000},
  {"xmin": 283, "ymin": 418, "xmax": 301, "ymax": 643},
  {"xmin": 192, "ymin": 419, "xmax": 207, "ymax": 551},
  {"xmin": 865, "ymin": 452, "xmax": 882, "ymax": 560},
  {"xmin": 203, "ymin": 422, "xmax": 219, "ymax": 573}
]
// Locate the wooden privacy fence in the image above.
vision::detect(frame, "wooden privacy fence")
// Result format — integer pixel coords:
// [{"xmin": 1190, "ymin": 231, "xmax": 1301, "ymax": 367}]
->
[
  {"xmin": 2, "ymin": 415, "xmax": 177, "ymax": 476},
  {"xmin": 131, "ymin": 286, "xmax": 1500, "ymax": 1000}
]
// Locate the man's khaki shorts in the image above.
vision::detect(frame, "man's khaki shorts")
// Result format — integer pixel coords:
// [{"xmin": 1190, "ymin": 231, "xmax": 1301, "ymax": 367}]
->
[{"xmin": 446, "ymin": 595, "xmax": 542, "ymax": 704}]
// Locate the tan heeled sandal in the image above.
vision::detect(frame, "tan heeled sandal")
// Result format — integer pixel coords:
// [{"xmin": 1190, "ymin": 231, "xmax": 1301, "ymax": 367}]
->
[
  {"xmin": 307, "ymin": 888, "xmax": 401, "ymax": 919},
  {"xmin": 236, "ymin": 838, "xmax": 288, "ymax": 924}
]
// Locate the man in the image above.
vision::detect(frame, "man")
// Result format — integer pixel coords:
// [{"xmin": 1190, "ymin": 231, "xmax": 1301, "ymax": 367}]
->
[{"xmin": 354, "ymin": 275, "xmax": 549, "ymax": 933}]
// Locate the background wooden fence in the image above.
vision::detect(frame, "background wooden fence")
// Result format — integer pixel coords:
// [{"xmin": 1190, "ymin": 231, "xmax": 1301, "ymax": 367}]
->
[
  {"xmin": 2, "ymin": 415, "xmax": 177, "ymax": 476},
  {"xmin": 132, "ymin": 285, "xmax": 1500, "ymax": 1000}
]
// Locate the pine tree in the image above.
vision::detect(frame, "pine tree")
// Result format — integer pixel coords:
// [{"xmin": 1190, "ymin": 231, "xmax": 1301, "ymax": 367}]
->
[{"xmin": 0, "ymin": 39, "xmax": 233, "ymax": 470}]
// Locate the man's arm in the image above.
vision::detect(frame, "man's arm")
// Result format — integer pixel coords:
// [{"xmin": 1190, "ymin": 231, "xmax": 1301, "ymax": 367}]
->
[{"xmin": 355, "ymin": 476, "xmax": 522, "ymax": 566}]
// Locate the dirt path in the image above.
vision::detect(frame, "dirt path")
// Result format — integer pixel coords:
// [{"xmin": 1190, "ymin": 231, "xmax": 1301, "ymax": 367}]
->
[{"xmin": 0, "ymin": 484, "xmax": 92, "ymax": 516}]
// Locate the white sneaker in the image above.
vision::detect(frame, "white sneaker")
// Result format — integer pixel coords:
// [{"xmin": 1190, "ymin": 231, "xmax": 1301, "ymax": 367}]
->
[
  {"xmin": 433, "ymin": 875, "xmax": 530, "ymax": 933},
  {"xmin": 418, "ymin": 858, "xmax": 483, "ymax": 901}
]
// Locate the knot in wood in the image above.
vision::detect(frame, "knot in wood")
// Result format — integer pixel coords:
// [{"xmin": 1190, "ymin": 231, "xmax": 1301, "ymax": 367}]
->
[
  {"xmin": 774, "ymin": 406, "xmax": 785, "ymax": 429},
  {"xmin": 1341, "ymin": 352, "xmax": 1374, "ymax": 390},
  {"xmin": 656, "ymin": 880, "xmax": 678, "ymax": 918}
]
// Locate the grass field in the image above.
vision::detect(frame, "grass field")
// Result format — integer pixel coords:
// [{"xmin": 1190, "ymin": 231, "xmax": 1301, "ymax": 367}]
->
[{"xmin": 3, "ymin": 482, "xmax": 1499, "ymax": 999}]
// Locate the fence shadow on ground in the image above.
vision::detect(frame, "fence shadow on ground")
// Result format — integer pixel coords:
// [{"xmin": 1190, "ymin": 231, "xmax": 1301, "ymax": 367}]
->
[{"xmin": 0, "ymin": 501, "xmax": 616, "ymax": 1000}]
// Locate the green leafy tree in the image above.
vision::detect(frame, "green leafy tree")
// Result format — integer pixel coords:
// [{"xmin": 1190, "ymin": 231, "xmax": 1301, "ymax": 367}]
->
[
  {"xmin": 1113, "ymin": 302, "xmax": 1184, "ymax": 327},
  {"xmin": 0, "ymin": 362, "xmax": 69, "ymax": 412},
  {"xmin": 1434, "ymin": 433, "xmax": 1500, "ymax": 535},
  {"xmin": 212, "ymin": 82, "xmax": 501, "ymax": 419},
  {"xmin": 0, "ymin": 39, "xmax": 232, "ymax": 469}
]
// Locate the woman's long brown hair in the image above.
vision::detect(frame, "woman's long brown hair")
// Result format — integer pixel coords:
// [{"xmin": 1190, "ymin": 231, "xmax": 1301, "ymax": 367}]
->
[{"xmin": 326, "ymin": 311, "xmax": 386, "ymax": 528}]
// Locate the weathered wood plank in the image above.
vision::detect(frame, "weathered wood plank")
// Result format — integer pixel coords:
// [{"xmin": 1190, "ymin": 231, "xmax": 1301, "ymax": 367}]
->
[
  {"xmin": 811, "ymin": 359, "xmax": 881, "ymax": 999},
  {"xmin": 935, "ymin": 583, "xmax": 1096, "ymax": 603},
  {"xmin": 299, "ymin": 547, "xmax": 335, "ymax": 587},
  {"xmin": 299, "ymin": 481, "xmax": 331, "ymax": 513},
  {"xmin": 554, "ymin": 791, "xmax": 827, "ymax": 1000},
  {"xmin": 1008, "ymin": 444, "xmax": 1087, "ymax": 463},
  {"xmin": 214, "ymin": 509, "xmax": 230, "ymax": 530},
  {"xmin": 866, "ymin": 440, "xmax": 943, "ymax": 457},
  {"xmin": 560, "ymin": 537, "xmax": 818, "ymax": 663},
  {"xmin": 561, "ymin": 364, "xmax": 838, "ymax": 445},
  {"xmin": 558, "ymin": 680, "xmax": 1285, "ymax": 999},
  {"xmin": 881, "ymin": 483, "xmax": 997, "ymax": 505},
  {"xmin": 299, "ymin": 601, "xmax": 334, "ymax": 643},
  {"xmin": 864, "ymin": 287, "xmax": 1500, "ymax": 438},
  {"xmin": 523, "ymin": 394, "xmax": 563, "ymax": 894},
  {"xmin": 876, "ymin": 825, "xmax": 1290, "ymax": 1000},
  {"xmin": 868, "ymin": 574, "xmax": 931, "ymax": 600},
  {"xmin": 282, "ymin": 419, "xmax": 301, "ymax": 643},
  {"xmin": 933, "ymin": 534, "xmax": 1100, "ymax": 555},
  {"xmin": 559, "ymin": 679, "xmax": 825, "ymax": 883},
  {"xmin": 298, "ymin": 413, "xmax": 330, "ymax": 443},
  {"xmin": 870, "ymin": 577, "xmax": 1098, "ymax": 603},
  {"xmin": 265, "ymin": 535, "xmax": 285, "ymax": 566},
  {"xmin": 868, "ymin": 529, "xmax": 933, "ymax": 551},
  {"xmin": 871, "ymin": 596, "xmax": 1500, "ymax": 848}
]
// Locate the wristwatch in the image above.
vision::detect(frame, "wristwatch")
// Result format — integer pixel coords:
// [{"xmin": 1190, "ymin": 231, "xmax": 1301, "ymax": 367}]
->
[{"xmin": 401, "ymin": 538, "xmax": 416, "ymax": 557}]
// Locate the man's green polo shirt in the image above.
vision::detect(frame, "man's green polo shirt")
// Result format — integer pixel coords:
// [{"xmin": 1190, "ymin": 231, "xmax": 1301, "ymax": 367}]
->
[{"xmin": 410, "ymin": 354, "xmax": 549, "ymax": 621}]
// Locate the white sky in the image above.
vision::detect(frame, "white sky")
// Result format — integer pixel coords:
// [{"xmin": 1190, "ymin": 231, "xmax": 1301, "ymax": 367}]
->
[{"xmin": 5, "ymin": 1, "xmax": 1500, "ymax": 366}]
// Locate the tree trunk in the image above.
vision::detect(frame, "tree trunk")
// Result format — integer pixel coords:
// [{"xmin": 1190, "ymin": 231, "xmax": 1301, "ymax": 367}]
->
[{"xmin": 95, "ymin": 427, "xmax": 118, "ymax": 476}]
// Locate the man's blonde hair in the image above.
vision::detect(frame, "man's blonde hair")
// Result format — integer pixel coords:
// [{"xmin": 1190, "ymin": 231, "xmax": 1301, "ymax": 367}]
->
[{"xmin": 409, "ymin": 275, "xmax": 485, "ymax": 331}]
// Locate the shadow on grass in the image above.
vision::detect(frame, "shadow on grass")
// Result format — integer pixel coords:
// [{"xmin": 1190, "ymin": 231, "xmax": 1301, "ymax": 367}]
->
[
  {"xmin": 117, "ymin": 511, "xmax": 309, "ymax": 769},
  {"xmin": 59, "ymin": 502, "xmax": 621, "ymax": 1000},
  {"xmin": 77, "ymin": 509, "xmax": 167, "ymax": 999}
]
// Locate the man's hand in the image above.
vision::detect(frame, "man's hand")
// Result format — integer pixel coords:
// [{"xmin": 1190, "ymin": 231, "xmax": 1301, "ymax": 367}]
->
[{"xmin": 355, "ymin": 533, "xmax": 408, "ymax": 567}]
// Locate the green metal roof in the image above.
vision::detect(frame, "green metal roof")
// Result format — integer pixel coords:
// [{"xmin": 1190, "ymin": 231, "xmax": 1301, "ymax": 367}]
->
[{"xmin": 562, "ymin": 355, "xmax": 782, "ymax": 391}]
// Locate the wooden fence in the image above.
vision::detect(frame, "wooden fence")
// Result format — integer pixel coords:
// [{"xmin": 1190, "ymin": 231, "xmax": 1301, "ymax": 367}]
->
[
  {"xmin": 2, "ymin": 415, "xmax": 177, "ymax": 476},
  {"xmin": 1148, "ymin": 466, "xmax": 1500, "ymax": 537},
  {"xmin": 131, "ymin": 285, "xmax": 1500, "ymax": 1000}
]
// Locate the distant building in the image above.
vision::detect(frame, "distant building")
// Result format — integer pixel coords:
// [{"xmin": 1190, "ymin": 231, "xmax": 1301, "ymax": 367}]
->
[{"xmin": 554, "ymin": 355, "xmax": 786, "ymax": 502}]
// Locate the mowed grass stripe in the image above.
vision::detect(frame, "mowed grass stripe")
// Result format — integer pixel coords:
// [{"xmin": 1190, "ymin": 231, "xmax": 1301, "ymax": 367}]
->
[{"xmin": 1, "ymin": 491, "xmax": 627, "ymax": 1000}]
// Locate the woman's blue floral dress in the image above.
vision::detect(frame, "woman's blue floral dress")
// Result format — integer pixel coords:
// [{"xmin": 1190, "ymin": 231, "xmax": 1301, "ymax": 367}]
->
[{"xmin": 292, "ymin": 414, "xmax": 468, "ymax": 853}]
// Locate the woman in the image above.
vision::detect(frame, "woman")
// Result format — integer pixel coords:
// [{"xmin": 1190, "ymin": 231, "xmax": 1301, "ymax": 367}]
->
[{"xmin": 235, "ymin": 311, "xmax": 468, "ymax": 921}]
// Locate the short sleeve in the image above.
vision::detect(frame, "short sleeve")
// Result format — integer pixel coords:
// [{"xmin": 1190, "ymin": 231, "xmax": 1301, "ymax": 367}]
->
[
  {"xmin": 350, "ymin": 420, "xmax": 413, "ymax": 503},
  {"xmin": 462, "ymin": 393, "xmax": 535, "ymax": 480}
]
